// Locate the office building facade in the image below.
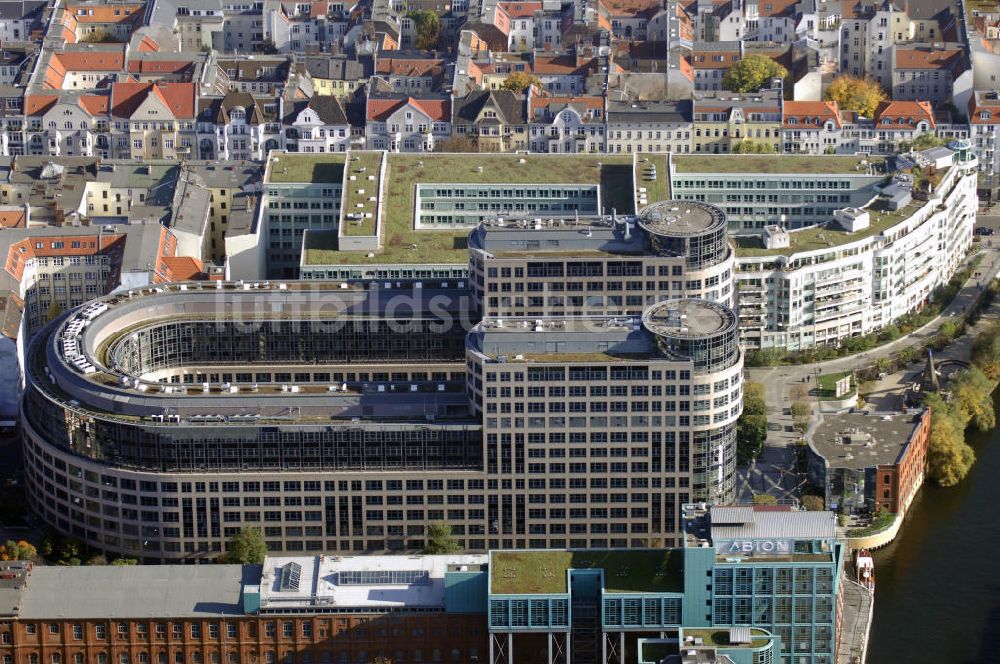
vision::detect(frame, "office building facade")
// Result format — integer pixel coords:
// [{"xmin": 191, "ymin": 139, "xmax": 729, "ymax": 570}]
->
[{"xmin": 23, "ymin": 277, "xmax": 741, "ymax": 560}]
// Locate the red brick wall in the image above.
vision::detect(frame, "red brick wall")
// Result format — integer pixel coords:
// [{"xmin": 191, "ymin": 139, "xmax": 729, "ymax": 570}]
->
[{"xmin": 0, "ymin": 614, "xmax": 488, "ymax": 664}]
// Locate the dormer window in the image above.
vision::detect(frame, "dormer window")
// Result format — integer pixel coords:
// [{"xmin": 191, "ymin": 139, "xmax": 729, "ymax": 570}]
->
[
  {"xmin": 231, "ymin": 108, "xmax": 245, "ymax": 121},
  {"xmin": 981, "ymin": 111, "xmax": 991, "ymax": 120}
]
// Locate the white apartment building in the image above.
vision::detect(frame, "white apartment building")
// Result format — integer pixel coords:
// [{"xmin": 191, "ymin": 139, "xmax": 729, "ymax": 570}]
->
[{"xmin": 735, "ymin": 144, "xmax": 978, "ymax": 350}]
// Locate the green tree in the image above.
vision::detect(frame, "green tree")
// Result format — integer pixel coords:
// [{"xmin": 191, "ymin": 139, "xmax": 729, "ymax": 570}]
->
[
  {"xmin": 500, "ymin": 71, "xmax": 541, "ymax": 93},
  {"xmin": 972, "ymin": 323, "xmax": 1000, "ymax": 379},
  {"xmin": 722, "ymin": 54, "xmax": 787, "ymax": 93},
  {"xmin": 422, "ymin": 522, "xmax": 461, "ymax": 554},
  {"xmin": 790, "ymin": 401, "xmax": 812, "ymax": 433},
  {"xmin": 406, "ymin": 10, "xmax": 440, "ymax": 50},
  {"xmin": 824, "ymin": 75, "xmax": 886, "ymax": 118},
  {"xmin": 111, "ymin": 557, "xmax": 139, "ymax": 566},
  {"xmin": 924, "ymin": 392, "xmax": 977, "ymax": 487},
  {"xmin": 911, "ymin": 133, "xmax": 949, "ymax": 150},
  {"xmin": 59, "ymin": 539, "xmax": 81, "ymax": 562},
  {"xmin": 801, "ymin": 495, "xmax": 825, "ymax": 511},
  {"xmin": 949, "ymin": 367, "xmax": 996, "ymax": 432},
  {"xmin": 732, "ymin": 139, "xmax": 776, "ymax": 154},
  {"xmin": 737, "ymin": 381, "xmax": 767, "ymax": 465},
  {"xmin": 753, "ymin": 494, "xmax": 778, "ymax": 506},
  {"xmin": 223, "ymin": 527, "xmax": 267, "ymax": 564}
]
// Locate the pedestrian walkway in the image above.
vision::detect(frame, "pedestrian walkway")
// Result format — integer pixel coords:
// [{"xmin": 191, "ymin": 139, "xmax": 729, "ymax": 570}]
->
[{"xmin": 837, "ymin": 575, "xmax": 874, "ymax": 664}]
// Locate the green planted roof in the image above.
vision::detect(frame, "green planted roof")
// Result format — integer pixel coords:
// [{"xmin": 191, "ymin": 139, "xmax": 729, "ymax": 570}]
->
[{"xmin": 490, "ymin": 550, "xmax": 682, "ymax": 595}]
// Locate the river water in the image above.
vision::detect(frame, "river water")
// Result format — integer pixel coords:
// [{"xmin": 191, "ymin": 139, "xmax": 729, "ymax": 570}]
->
[{"xmin": 867, "ymin": 395, "xmax": 1000, "ymax": 664}]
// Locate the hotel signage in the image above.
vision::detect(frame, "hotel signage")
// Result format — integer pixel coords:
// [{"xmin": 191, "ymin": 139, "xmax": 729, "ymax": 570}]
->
[{"xmin": 717, "ymin": 539, "xmax": 793, "ymax": 555}]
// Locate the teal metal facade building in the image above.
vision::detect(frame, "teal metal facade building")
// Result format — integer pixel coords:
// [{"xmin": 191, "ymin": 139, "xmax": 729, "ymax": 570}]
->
[{"xmin": 484, "ymin": 504, "xmax": 842, "ymax": 664}]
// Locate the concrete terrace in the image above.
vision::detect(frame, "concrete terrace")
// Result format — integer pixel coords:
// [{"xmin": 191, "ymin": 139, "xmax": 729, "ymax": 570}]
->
[
  {"xmin": 489, "ymin": 550, "xmax": 682, "ymax": 595},
  {"xmin": 304, "ymin": 153, "xmax": 636, "ymax": 266},
  {"xmin": 672, "ymin": 154, "xmax": 878, "ymax": 174}
]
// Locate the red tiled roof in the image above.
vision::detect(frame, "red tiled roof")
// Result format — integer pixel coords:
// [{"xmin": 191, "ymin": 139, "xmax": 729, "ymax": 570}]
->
[
  {"xmin": 79, "ymin": 95, "xmax": 110, "ymax": 115},
  {"xmin": 24, "ymin": 94, "xmax": 58, "ymax": 116},
  {"xmin": 894, "ymin": 47, "xmax": 964, "ymax": 72},
  {"xmin": 138, "ymin": 35, "xmax": 159, "ymax": 52},
  {"xmin": 783, "ymin": 100, "xmax": 841, "ymax": 128},
  {"xmin": 873, "ymin": 100, "xmax": 936, "ymax": 129},
  {"xmin": 367, "ymin": 97, "xmax": 450, "ymax": 122},
  {"xmin": 375, "ymin": 58, "xmax": 444, "ymax": 77},
  {"xmin": 53, "ymin": 50, "xmax": 125, "ymax": 71},
  {"xmin": 0, "ymin": 209, "xmax": 26, "ymax": 229},
  {"xmin": 498, "ymin": 1, "xmax": 541, "ymax": 18},
  {"xmin": 161, "ymin": 256, "xmax": 205, "ymax": 281},
  {"xmin": 969, "ymin": 93, "xmax": 1000, "ymax": 124},
  {"xmin": 110, "ymin": 82, "xmax": 196, "ymax": 119},
  {"xmin": 66, "ymin": 3, "xmax": 143, "ymax": 24},
  {"xmin": 126, "ymin": 60, "xmax": 193, "ymax": 75}
]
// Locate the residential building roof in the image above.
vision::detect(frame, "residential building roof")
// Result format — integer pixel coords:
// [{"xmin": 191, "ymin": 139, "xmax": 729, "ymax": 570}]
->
[
  {"xmin": 65, "ymin": 2, "xmax": 143, "ymax": 24},
  {"xmin": 874, "ymin": 100, "xmax": 936, "ymax": 129},
  {"xmin": 498, "ymin": 1, "xmax": 541, "ymax": 18},
  {"xmin": 367, "ymin": 96, "xmax": 450, "ymax": 122},
  {"xmin": 375, "ymin": 57, "xmax": 444, "ymax": 78},
  {"xmin": 894, "ymin": 46, "xmax": 965, "ymax": 73},
  {"xmin": 969, "ymin": 90, "xmax": 1000, "ymax": 124},
  {"xmin": 160, "ymin": 256, "xmax": 204, "ymax": 281},
  {"xmin": 782, "ymin": 100, "xmax": 841, "ymax": 128},
  {"xmin": 605, "ymin": 99, "xmax": 692, "ymax": 124},
  {"xmin": 284, "ymin": 94, "xmax": 348, "ymax": 125},
  {"xmin": 452, "ymin": 89, "xmax": 526, "ymax": 124},
  {"xmin": 110, "ymin": 81, "xmax": 196, "ymax": 119},
  {"xmin": 530, "ymin": 95, "xmax": 604, "ymax": 122}
]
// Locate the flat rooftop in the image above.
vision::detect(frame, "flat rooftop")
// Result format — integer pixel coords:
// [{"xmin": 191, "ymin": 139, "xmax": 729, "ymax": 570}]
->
[
  {"xmin": 710, "ymin": 505, "xmax": 836, "ymax": 541},
  {"xmin": 733, "ymin": 199, "xmax": 924, "ymax": 258},
  {"xmin": 809, "ymin": 410, "xmax": 926, "ymax": 470},
  {"xmin": 642, "ymin": 299, "xmax": 736, "ymax": 338},
  {"xmin": 258, "ymin": 554, "xmax": 487, "ymax": 611},
  {"xmin": 489, "ymin": 550, "xmax": 682, "ymax": 595},
  {"xmin": 672, "ymin": 154, "xmax": 877, "ymax": 175},
  {"xmin": 16, "ymin": 565, "xmax": 248, "ymax": 618},
  {"xmin": 638, "ymin": 200, "xmax": 725, "ymax": 236},
  {"xmin": 303, "ymin": 153, "xmax": 636, "ymax": 266},
  {"xmin": 269, "ymin": 153, "xmax": 347, "ymax": 183}
]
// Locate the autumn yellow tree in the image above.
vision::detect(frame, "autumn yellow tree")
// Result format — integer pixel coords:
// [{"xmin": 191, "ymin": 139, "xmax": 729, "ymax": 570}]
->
[
  {"xmin": 924, "ymin": 392, "xmax": 976, "ymax": 487},
  {"xmin": 722, "ymin": 54, "xmax": 787, "ymax": 93},
  {"xmin": 500, "ymin": 71, "xmax": 542, "ymax": 93},
  {"xmin": 949, "ymin": 368, "xmax": 996, "ymax": 432},
  {"xmin": 824, "ymin": 75, "xmax": 886, "ymax": 118}
]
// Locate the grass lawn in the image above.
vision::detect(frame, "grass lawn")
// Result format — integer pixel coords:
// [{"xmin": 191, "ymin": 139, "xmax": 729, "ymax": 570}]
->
[
  {"xmin": 734, "ymin": 200, "xmax": 924, "ymax": 258},
  {"xmin": 341, "ymin": 151, "xmax": 383, "ymax": 236},
  {"xmin": 269, "ymin": 153, "xmax": 346, "ymax": 183},
  {"xmin": 673, "ymin": 154, "xmax": 877, "ymax": 174},
  {"xmin": 818, "ymin": 370, "xmax": 853, "ymax": 395},
  {"xmin": 304, "ymin": 153, "xmax": 635, "ymax": 265},
  {"xmin": 636, "ymin": 154, "xmax": 669, "ymax": 207},
  {"xmin": 490, "ymin": 550, "xmax": 682, "ymax": 595}
]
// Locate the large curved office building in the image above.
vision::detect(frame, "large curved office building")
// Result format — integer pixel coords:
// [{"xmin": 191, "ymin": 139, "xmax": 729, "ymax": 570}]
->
[{"xmin": 23, "ymin": 277, "xmax": 742, "ymax": 561}]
